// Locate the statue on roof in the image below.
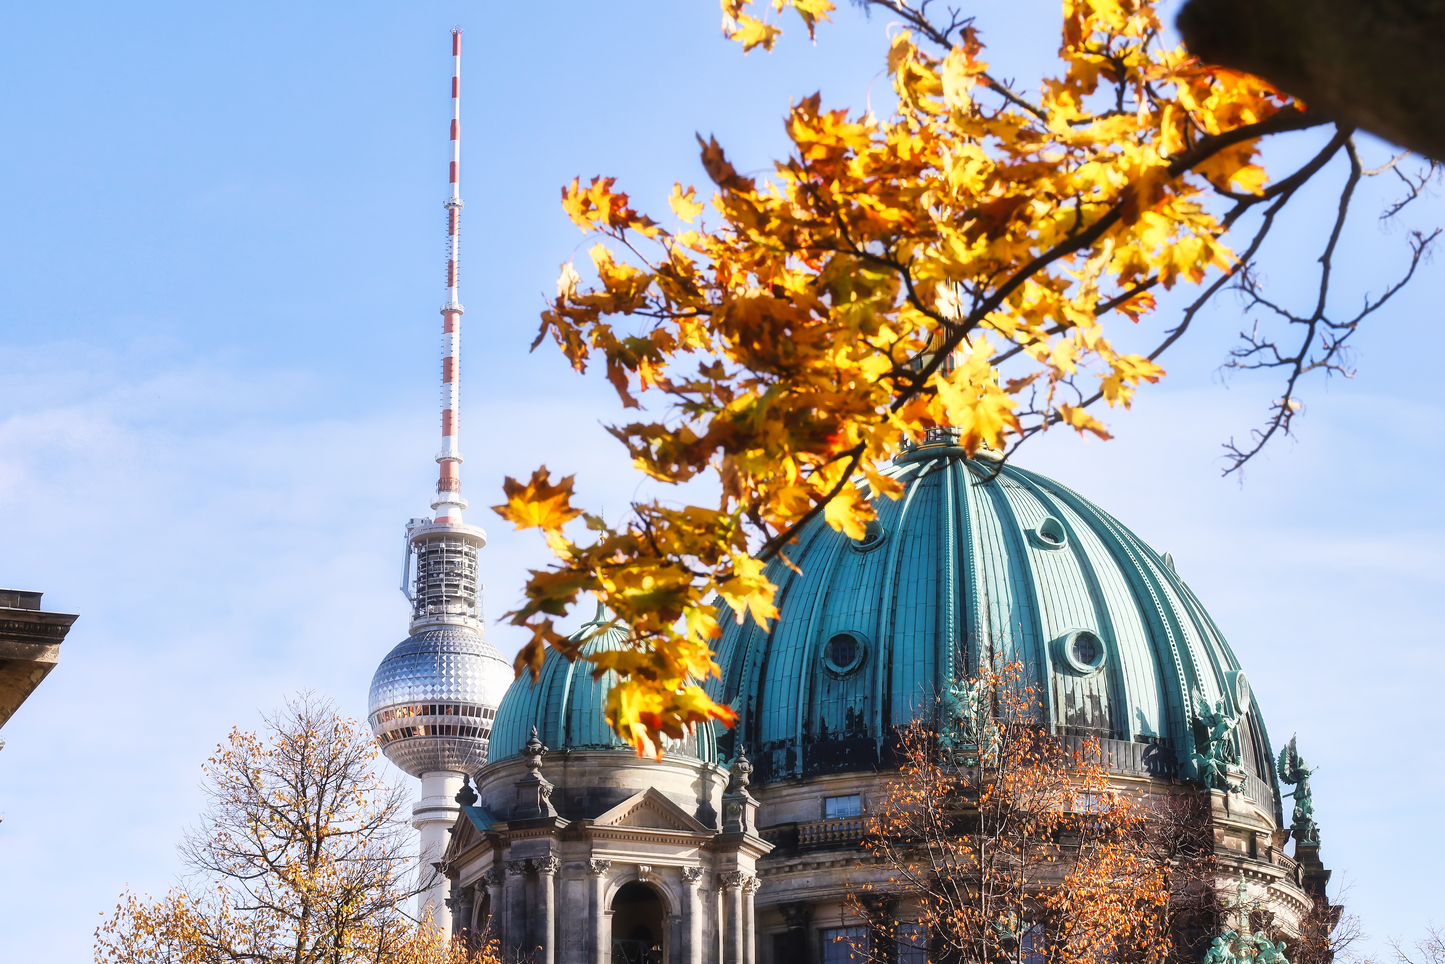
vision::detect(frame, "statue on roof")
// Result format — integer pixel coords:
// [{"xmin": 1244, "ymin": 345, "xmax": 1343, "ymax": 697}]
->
[
  {"xmin": 1192, "ymin": 691, "xmax": 1244, "ymax": 791},
  {"xmin": 1277, "ymin": 734, "xmax": 1320, "ymax": 844}
]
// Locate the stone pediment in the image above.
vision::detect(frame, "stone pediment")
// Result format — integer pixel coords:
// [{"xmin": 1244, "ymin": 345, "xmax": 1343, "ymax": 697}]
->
[
  {"xmin": 592, "ymin": 787, "xmax": 710, "ymax": 833},
  {"xmin": 445, "ymin": 804, "xmax": 496, "ymax": 864}
]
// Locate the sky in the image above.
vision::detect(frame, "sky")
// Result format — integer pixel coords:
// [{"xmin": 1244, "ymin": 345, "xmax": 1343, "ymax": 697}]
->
[{"xmin": 0, "ymin": 1, "xmax": 1441, "ymax": 959}]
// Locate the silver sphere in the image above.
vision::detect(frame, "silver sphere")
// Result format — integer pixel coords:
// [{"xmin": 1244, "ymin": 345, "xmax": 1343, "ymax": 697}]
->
[{"xmin": 368, "ymin": 626, "xmax": 513, "ymax": 777}]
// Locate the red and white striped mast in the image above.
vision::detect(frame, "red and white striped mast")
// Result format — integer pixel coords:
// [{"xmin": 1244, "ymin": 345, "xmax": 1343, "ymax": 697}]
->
[{"xmin": 434, "ymin": 26, "xmax": 466, "ymax": 525}]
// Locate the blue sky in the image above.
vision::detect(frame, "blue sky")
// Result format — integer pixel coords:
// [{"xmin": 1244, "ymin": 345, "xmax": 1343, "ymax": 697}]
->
[{"xmin": 0, "ymin": 1, "xmax": 1440, "ymax": 958}]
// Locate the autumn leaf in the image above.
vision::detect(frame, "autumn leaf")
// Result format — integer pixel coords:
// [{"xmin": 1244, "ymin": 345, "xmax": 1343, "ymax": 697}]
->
[
  {"xmin": 729, "ymin": 14, "xmax": 781, "ymax": 52},
  {"xmin": 668, "ymin": 182, "xmax": 706, "ymax": 223},
  {"xmin": 1057, "ymin": 403, "xmax": 1115, "ymax": 440},
  {"xmin": 493, "ymin": 467, "xmax": 582, "ymax": 531}
]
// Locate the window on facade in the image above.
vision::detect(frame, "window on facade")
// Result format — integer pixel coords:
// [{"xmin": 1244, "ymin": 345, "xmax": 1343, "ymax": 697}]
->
[
  {"xmin": 827, "ymin": 633, "xmax": 858, "ymax": 668},
  {"xmin": 897, "ymin": 923, "xmax": 927, "ymax": 964},
  {"xmin": 825, "ymin": 794, "xmax": 862, "ymax": 819},
  {"xmin": 820, "ymin": 926, "xmax": 868, "ymax": 964},
  {"xmin": 1071, "ymin": 633, "xmax": 1098, "ymax": 665}
]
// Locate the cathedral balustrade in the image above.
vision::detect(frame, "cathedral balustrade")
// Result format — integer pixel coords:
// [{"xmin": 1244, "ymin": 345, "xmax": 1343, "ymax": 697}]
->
[
  {"xmin": 1055, "ymin": 732, "xmax": 1180, "ymax": 779},
  {"xmin": 760, "ymin": 816, "xmax": 872, "ymax": 853}
]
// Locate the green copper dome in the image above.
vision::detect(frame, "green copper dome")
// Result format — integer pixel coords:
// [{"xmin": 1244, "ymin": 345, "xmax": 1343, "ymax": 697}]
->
[
  {"xmin": 488, "ymin": 607, "xmax": 717, "ymax": 763},
  {"xmin": 705, "ymin": 442, "xmax": 1281, "ymax": 811}
]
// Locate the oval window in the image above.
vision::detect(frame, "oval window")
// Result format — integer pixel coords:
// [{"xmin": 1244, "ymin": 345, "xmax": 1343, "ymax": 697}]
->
[
  {"xmin": 823, "ymin": 632, "xmax": 866, "ymax": 675},
  {"xmin": 1059, "ymin": 629, "xmax": 1106, "ymax": 674},
  {"xmin": 1028, "ymin": 516, "xmax": 1069, "ymax": 550},
  {"xmin": 853, "ymin": 520, "xmax": 887, "ymax": 552}
]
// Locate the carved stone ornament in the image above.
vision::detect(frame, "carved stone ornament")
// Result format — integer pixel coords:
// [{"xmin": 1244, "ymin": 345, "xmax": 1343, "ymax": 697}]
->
[
  {"xmin": 482, "ymin": 868, "xmax": 505, "ymax": 887},
  {"xmin": 779, "ymin": 902, "xmax": 814, "ymax": 928},
  {"xmin": 537, "ymin": 855, "xmax": 562, "ymax": 876},
  {"xmin": 718, "ymin": 870, "xmax": 753, "ymax": 889},
  {"xmin": 454, "ymin": 773, "xmax": 478, "ymax": 807},
  {"xmin": 512, "ymin": 725, "xmax": 558, "ymax": 820},
  {"xmin": 727, "ymin": 748, "xmax": 754, "ymax": 793},
  {"xmin": 521, "ymin": 725, "xmax": 548, "ymax": 772},
  {"xmin": 743, "ymin": 876, "xmax": 762, "ymax": 894},
  {"xmin": 636, "ymin": 864, "xmax": 653, "ymax": 878},
  {"xmin": 680, "ymin": 866, "xmax": 706, "ymax": 884},
  {"xmin": 505, "ymin": 859, "xmax": 530, "ymax": 878},
  {"xmin": 587, "ymin": 858, "xmax": 612, "ymax": 877}
]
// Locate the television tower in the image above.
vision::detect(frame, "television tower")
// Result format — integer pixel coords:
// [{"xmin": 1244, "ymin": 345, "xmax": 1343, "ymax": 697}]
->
[{"xmin": 367, "ymin": 27, "xmax": 511, "ymax": 932}]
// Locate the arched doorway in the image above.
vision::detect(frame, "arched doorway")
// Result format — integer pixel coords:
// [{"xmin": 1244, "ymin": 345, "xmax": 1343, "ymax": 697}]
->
[{"xmin": 610, "ymin": 881, "xmax": 665, "ymax": 964}]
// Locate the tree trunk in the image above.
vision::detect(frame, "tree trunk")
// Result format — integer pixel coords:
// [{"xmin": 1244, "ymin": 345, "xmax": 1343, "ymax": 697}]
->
[{"xmin": 1177, "ymin": 0, "xmax": 1445, "ymax": 160}]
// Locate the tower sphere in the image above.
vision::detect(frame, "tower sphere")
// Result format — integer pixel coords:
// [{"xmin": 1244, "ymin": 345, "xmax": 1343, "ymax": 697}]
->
[{"xmin": 368, "ymin": 625, "xmax": 512, "ymax": 777}]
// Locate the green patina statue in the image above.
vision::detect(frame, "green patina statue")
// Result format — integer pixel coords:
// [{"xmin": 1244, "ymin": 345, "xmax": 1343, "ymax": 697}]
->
[
  {"xmin": 1204, "ymin": 929, "xmax": 1291, "ymax": 964},
  {"xmin": 937, "ymin": 674, "xmax": 996, "ymax": 767},
  {"xmin": 1277, "ymin": 734, "xmax": 1320, "ymax": 844},
  {"xmin": 1192, "ymin": 691, "xmax": 1244, "ymax": 791}
]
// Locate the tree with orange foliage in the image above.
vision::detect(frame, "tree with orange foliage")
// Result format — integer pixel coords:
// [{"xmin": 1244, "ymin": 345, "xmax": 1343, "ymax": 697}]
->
[
  {"xmin": 94, "ymin": 695, "xmax": 498, "ymax": 964},
  {"xmin": 493, "ymin": 0, "xmax": 1432, "ymax": 756},
  {"xmin": 846, "ymin": 662, "xmax": 1216, "ymax": 964}
]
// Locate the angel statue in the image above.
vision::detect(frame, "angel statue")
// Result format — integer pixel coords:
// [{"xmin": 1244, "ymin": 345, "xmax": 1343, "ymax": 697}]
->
[
  {"xmin": 1277, "ymin": 734, "xmax": 1320, "ymax": 844},
  {"xmin": 1192, "ymin": 691, "xmax": 1243, "ymax": 791},
  {"xmin": 1252, "ymin": 934, "xmax": 1290, "ymax": 964}
]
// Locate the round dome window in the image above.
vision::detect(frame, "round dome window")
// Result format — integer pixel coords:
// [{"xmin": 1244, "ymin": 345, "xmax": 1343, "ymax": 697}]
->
[
  {"xmin": 1059, "ymin": 629, "xmax": 1107, "ymax": 675},
  {"xmin": 823, "ymin": 632, "xmax": 867, "ymax": 676},
  {"xmin": 853, "ymin": 520, "xmax": 887, "ymax": 552},
  {"xmin": 1028, "ymin": 516, "xmax": 1069, "ymax": 550}
]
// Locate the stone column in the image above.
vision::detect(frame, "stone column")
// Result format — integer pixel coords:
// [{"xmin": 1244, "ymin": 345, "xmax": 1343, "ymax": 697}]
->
[
  {"xmin": 588, "ymin": 859, "xmax": 612, "ymax": 964},
  {"xmin": 742, "ymin": 876, "xmax": 761, "ymax": 964},
  {"xmin": 451, "ymin": 879, "xmax": 475, "ymax": 943},
  {"xmin": 482, "ymin": 869, "xmax": 505, "ymax": 944},
  {"xmin": 778, "ymin": 903, "xmax": 813, "ymax": 964},
  {"xmin": 680, "ymin": 867, "xmax": 705, "ymax": 964},
  {"xmin": 505, "ymin": 859, "xmax": 529, "ymax": 960},
  {"xmin": 537, "ymin": 855, "xmax": 561, "ymax": 964},
  {"xmin": 720, "ymin": 872, "xmax": 748, "ymax": 964}
]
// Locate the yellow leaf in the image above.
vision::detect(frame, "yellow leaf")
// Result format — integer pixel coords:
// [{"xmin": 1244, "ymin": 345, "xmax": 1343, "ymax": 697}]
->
[
  {"xmin": 729, "ymin": 14, "xmax": 781, "ymax": 52},
  {"xmin": 493, "ymin": 467, "xmax": 583, "ymax": 532},
  {"xmin": 717, "ymin": 554, "xmax": 779, "ymax": 628},
  {"xmin": 1056, "ymin": 404, "xmax": 1114, "ymax": 440},
  {"xmin": 822, "ymin": 481, "xmax": 872, "ymax": 540},
  {"xmin": 668, "ymin": 182, "xmax": 705, "ymax": 223}
]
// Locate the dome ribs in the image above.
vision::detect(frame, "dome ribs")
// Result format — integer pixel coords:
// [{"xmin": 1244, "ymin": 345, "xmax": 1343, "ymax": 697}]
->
[{"xmin": 691, "ymin": 448, "xmax": 1278, "ymax": 799}]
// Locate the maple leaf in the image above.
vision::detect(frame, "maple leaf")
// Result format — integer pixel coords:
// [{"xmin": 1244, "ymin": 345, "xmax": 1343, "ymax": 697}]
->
[
  {"xmin": 716, "ymin": 554, "xmax": 779, "ymax": 628},
  {"xmin": 1057, "ymin": 404, "xmax": 1115, "ymax": 440},
  {"xmin": 668, "ymin": 182, "xmax": 705, "ymax": 223},
  {"xmin": 729, "ymin": 14, "xmax": 781, "ymax": 52},
  {"xmin": 493, "ymin": 467, "xmax": 583, "ymax": 531}
]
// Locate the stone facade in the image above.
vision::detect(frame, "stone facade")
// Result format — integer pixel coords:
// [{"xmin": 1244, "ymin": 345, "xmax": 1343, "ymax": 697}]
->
[{"xmin": 441, "ymin": 743, "xmax": 1326, "ymax": 963}]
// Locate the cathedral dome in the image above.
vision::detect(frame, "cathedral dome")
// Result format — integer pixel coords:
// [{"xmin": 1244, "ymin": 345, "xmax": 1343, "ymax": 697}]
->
[
  {"xmin": 705, "ymin": 441, "xmax": 1281, "ymax": 811},
  {"xmin": 489, "ymin": 607, "xmax": 717, "ymax": 764},
  {"xmin": 368, "ymin": 626, "xmax": 513, "ymax": 776}
]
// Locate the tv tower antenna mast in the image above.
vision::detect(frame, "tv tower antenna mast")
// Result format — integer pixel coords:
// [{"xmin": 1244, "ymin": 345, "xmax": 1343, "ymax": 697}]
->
[
  {"xmin": 367, "ymin": 27, "xmax": 512, "ymax": 933},
  {"xmin": 436, "ymin": 25, "xmax": 465, "ymax": 525}
]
